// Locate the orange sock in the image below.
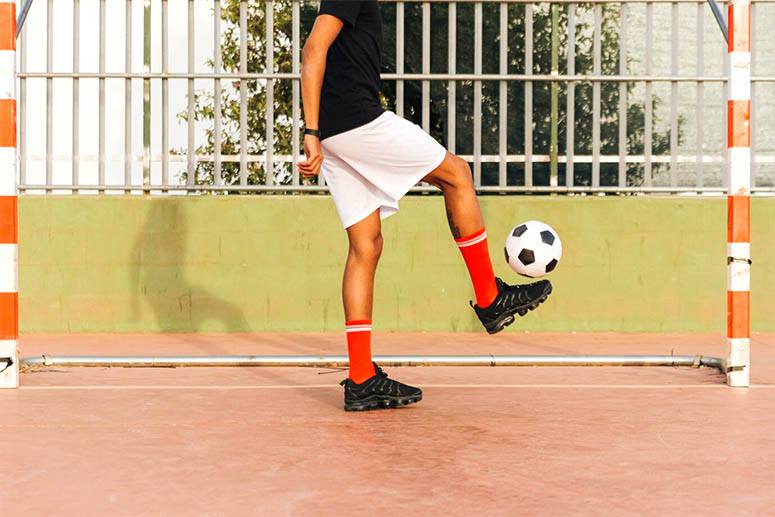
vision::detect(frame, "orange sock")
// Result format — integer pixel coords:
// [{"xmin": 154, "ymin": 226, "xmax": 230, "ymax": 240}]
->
[
  {"xmin": 455, "ymin": 228, "xmax": 499, "ymax": 308},
  {"xmin": 346, "ymin": 320, "xmax": 376, "ymax": 383}
]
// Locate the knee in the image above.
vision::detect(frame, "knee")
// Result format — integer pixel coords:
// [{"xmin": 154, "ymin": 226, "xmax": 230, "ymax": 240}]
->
[
  {"xmin": 442, "ymin": 155, "xmax": 474, "ymax": 192},
  {"xmin": 349, "ymin": 233, "xmax": 383, "ymax": 263}
]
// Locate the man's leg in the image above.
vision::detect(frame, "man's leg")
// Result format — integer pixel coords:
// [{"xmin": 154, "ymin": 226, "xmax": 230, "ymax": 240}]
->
[
  {"xmin": 424, "ymin": 152, "xmax": 499, "ymax": 308},
  {"xmin": 424, "ymin": 152, "xmax": 552, "ymax": 333},
  {"xmin": 343, "ymin": 209, "xmax": 382, "ymax": 383},
  {"xmin": 339, "ymin": 209, "xmax": 423, "ymax": 411}
]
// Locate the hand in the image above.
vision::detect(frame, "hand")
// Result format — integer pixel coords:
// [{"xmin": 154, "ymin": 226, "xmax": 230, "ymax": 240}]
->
[{"xmin": 298, "ymin": 134, "xmax": 323, "ymax": 177}]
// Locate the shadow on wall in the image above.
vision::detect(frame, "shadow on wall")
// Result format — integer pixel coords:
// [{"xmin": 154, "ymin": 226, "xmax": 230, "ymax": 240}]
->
[{"xmin": 129, "ymin": 200, "xmax": 249, "ymax": 333}]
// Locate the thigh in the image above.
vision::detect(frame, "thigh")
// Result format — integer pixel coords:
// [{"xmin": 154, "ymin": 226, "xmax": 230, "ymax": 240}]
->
[{"xmin": 345, "ymin": 208, "xmax": 382, "ymax": 244}]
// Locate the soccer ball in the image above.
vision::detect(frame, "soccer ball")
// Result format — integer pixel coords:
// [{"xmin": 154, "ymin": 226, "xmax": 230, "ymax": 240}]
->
[{"xmin": 504, "ymin": 221, "xmax": 562, "ymax": 278}]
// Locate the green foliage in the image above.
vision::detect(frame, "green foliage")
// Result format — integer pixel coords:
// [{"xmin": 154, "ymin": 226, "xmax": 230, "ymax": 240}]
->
[{"xmin": 184, "ymin": 1, "xmax": 682, "ymax": 188}]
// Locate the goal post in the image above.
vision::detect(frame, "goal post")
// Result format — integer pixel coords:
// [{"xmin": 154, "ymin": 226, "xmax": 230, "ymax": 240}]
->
[
  {"xmin": 0, "ymin": 0, "xmax": 18, "ymax": 389},
  {"xmin": 0, "ymin": 0, "xmax": 754, "ymax": 389},
  {"xmin": 725, "ymin": 0, "xmax": 752, "ymax": 387}
]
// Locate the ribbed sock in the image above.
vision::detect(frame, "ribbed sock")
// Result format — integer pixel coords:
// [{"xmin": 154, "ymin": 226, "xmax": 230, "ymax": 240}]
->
[
  {"xmin": 345, "ymin": 320, "xmax": 376, "ymax": 383},
  {"xmin": 455, "ymin": 228, "xmax": 499, "ymax": 308}
]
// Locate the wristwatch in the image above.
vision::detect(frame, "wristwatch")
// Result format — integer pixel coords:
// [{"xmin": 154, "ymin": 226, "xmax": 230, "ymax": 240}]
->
[{"xmin": 304, "ymin": 128, "xmax": 321, "ymax": 138}]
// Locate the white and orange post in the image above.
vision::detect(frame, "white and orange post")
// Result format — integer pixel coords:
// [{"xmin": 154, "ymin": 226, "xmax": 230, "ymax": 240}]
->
[
  {"xmin": 0, "ymin": 1, "xmax": 18, "ymax": 388},
  {"xmin": 726, "ymin": 0, "xmax": 752, "ymax": 387}
]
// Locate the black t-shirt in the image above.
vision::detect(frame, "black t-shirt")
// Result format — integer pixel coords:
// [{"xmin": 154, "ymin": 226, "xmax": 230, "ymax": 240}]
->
[{"xmin": 317, "ymin": 0, "xmax": 384, "ymax": 140}]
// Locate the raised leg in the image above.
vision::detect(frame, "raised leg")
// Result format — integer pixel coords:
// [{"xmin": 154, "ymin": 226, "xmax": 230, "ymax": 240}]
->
[
  {"xmin": 424, "ymin": 152, "xmax": 498, "ymax": 308},
  {"xmin": 423, "ymin": 152, "xmax": 485, "ymax": 239}
]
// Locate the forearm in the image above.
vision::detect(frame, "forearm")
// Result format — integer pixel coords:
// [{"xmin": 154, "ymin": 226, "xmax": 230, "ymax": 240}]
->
[{"xmin": 301, "ymin": 46, "xmax": 326, "ymax": 130}]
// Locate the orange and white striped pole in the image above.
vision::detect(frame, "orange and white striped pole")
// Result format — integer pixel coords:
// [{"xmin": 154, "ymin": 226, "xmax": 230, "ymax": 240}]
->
[
  {"xmin": 726, "ymin": 0, "xmax": 751, "ymax": 387},
  {"xmin": 0, "ymin": 1, "xmax": 17, "ymax": 388}
]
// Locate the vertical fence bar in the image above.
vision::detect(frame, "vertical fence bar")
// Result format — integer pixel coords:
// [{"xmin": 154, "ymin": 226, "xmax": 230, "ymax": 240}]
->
[
  {"xmin": 396, "ymin": 1, "xmax": 404, "ymax": 118},
  {"xmin": 550, "ymin": 2, "xmax": 559, "ymax": 188},
  {"xmin": 696, "ymin": 1, "xmax": 704, "ymax": 187},
  {"xmin": 722, "ymin": 22, "xmax": 728, "ymax": 189},
  {"xmin": 396, "ymin": 2, "xmax": 404, "ymax": 117},
  {"xmin": 18, "ymin": 11, "xmax": 24, "ymax": 189},
  {"xmin": 0, "ymin": 0, "xmax": 19, "ymax": 387},
  {"xmin": 618, "ymin": 2, "xmax": 627, "ymax": 187},
  {"xmin": 125, "ymin": 0, "xmax": 133, "ymax": 192},
  {"xmin": 473, "ymin": 1, "xmax": 482, "ymax": 186},
  {"xmin": 45, "ymin": 0, "xmax": 52, "ymax": 193},
  {"xmin": 592, "ymin": 3, "xmax": 601, "ymax": 188},
  {"xmin": 726, "ymin": 0, "xmax": 751, "ymax": 387},
  {"xmin": 214, "ymin": 0, "xmax": 222, "ymax": 186},
  {"xmin": 162, "ymin": 0, "xmax": 169, "ymax": 190},
  {"xmin": 524, "ymin": 3, "xmax": 533, "ymax": 188},
  {"xmin": 498, "ymin": 2, "xmax": 507, "ymax": 188},
  {"xmin": 422, "ymin": 2, "xmax": 430, "ymax": 132},
  {"xmin": 98, "ymin": 0, "xmax": 105, "ymax": 192},
  {"xmin": 239, "ymin": 0, "xmax": 247, "ymax": 186},
  {"xmin": 644, "ymin": 2, "xmax": 653, "ymax": 187},
  {"xmin": 291, "ymin": 0, "xmax": 299, "ymax": 186},
  {"xmin": 447, "ymin": 2, "xmax": 455, "ymax": 153},
  {"xmin": 265, "ymin": 0, "xmax": 274, "ymax": 185},
  {"xmin": 749, "ymin": 1, "xmax": 755, "ymax": 188},
  {"xmin": 669, "ymin": 1, "xmax": 678, "ymax": 188},
  {"xmin": 143, "ymin": 0, "xmax": 151, "ymax": 190},
  {"xmin": 187, "ymin": 0, "xmax": 195, "ymax": 187},
  {"xmin": 566, "ymin": 3, "xmax": 575, "ymax": 187},
  {"xmin": 72, "ymin": 0, "xmax": 80, "ymax": 189}
]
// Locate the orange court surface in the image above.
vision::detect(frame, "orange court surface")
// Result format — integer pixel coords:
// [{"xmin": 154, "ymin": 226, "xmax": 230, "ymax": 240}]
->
[{"xmin": 3, "ymin": 332, "xmax": 775, "ymax": 516}]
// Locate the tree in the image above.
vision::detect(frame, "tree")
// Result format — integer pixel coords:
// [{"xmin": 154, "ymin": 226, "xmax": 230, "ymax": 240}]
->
[{"xmin": 184, "ymin": 1, "xmax": 680, "ymax": 189}]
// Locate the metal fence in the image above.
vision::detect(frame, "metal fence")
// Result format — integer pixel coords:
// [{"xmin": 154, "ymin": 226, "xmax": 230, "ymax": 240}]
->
[{"xmin": 13, "ymin": 0, "xmax": 775, "ymax": 194}]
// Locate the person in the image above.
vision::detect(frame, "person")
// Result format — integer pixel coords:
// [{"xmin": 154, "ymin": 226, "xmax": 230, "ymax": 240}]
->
[{"xmin": 298, "ymin": 0, "xmax": 552, "ymax": 412}]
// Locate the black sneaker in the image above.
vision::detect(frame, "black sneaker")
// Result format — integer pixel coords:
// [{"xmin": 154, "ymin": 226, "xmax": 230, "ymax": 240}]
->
[
  {"xmin": 473, "ymin": 277, "xmax": 552, "ymax": 335},
  {"xmin": 340, "ymin": 363, "xmax": 422, "ymax": 412}
]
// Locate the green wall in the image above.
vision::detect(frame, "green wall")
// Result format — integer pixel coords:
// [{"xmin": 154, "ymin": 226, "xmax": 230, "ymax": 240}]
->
[{"xmin": 18, "ymin": 195, "xmax": 775, "ymax": 333}]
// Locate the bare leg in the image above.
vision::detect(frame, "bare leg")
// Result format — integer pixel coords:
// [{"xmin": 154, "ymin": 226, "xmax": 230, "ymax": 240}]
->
[
  {"xmin": 424, "ymin": 151, "xmax": 499, "ymax": 308},
  {"xmin": 343, "ymin": 209, "xmax": 383, "ymax": 321},
  {"xmin": 423, "ymin": 152, "xmax": 484, "ymax": 238}
]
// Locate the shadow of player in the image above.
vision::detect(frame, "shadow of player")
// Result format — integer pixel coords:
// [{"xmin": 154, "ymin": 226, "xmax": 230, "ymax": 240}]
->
[
  {"xmin": 129, "ymin": 200, "xmax": 249, "ymax": 341},
  {"xmin": 127, "ymin": 200, "xmax": 344, "ymax": 407}
]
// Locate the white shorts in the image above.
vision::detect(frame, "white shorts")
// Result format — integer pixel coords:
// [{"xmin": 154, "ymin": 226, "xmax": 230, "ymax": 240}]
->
[{"xmin": 321, "ymin": 111, "xmax": 448, "ymax": 228}]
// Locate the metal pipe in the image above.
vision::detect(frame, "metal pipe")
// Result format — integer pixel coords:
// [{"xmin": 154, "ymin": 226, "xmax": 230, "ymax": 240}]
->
[
  {"xmin": 16, "ymin": 150, "xmax": 761, "ymax": 165},
  {"xmin": 19, "ymin": 354, "xmax": 727, "ymax": 371},
  {"xmin": 20, "ymin": 72, "xmax": 775, "ymax": 83},
  {"xmin": 17, "ymin": 183, "xmax": 758, "ymax": 194},
  {"xmin": 706, "ymin": 0, "xmax": 729, "ymax": 42},
  {"xmin": 15, "ymin": 0, "xmax": 35, "ymax": 38},
  {"xmin": 379, "ymin": 0, "xmax": 770, "ymax": 3},
  {"xmin": 550, "ymin": 2, "xmax": 559, "ymax": 187},
  {"xmin": 473, "ymin": 1, "xmax": 482, "ymax": 186},
  {"xmin": 20, "ymin": 354, "xmax": 725, "ymax": 372},
  {"xmin": 524, "ymin": 3, "xmax": 533, "ymax": 188},
  {"xmin": 567, "ymin": 3, "xmax": 576, "ymax": 187}
]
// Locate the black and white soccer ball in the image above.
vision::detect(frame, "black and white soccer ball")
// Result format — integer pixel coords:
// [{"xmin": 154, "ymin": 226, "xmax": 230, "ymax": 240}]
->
[{"xmin": 504, "ymin": 221, "xmax": 562, "ymax": 278}]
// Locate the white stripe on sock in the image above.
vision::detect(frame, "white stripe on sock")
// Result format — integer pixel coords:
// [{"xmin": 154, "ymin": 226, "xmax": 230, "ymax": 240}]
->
[
  {"xmin": 456, "ymin": 232, "xmax": 487, "ymax": 248},
  {"xmin": 345, "ymin": 325, "xmax": 372, "ymax": 333}
]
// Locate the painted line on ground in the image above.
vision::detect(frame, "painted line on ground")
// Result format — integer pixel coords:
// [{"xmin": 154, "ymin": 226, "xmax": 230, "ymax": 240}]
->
[{"xmin": 16, "ymin": 383, "xmax": 775, "ymax": 390}]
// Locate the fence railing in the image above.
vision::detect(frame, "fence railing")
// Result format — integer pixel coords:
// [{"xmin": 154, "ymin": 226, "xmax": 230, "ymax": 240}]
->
[{"xmin": 13, "ymin": 0, "xmax": 775, "ymax": 194}]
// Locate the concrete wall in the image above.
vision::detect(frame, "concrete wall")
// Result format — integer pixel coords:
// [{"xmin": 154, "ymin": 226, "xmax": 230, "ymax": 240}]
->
[{"xmin": 18, "ymin": 195, "xmax": 775, "ymax": 333}]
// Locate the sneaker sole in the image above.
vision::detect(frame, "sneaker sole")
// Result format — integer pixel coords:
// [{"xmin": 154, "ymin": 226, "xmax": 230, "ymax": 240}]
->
[
  {"xmin": 344, "ymin": 393, "xmax": 423, "ymax": 412},
  {"xmin": 485, "ymin": 283, "xmax": 553, "ymax": 335}
]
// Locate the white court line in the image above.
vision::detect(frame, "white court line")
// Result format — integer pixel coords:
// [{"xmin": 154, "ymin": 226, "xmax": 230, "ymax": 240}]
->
[{"xmin": 17, "ymin": 384, "xmax": 775, "ymax": 390}]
